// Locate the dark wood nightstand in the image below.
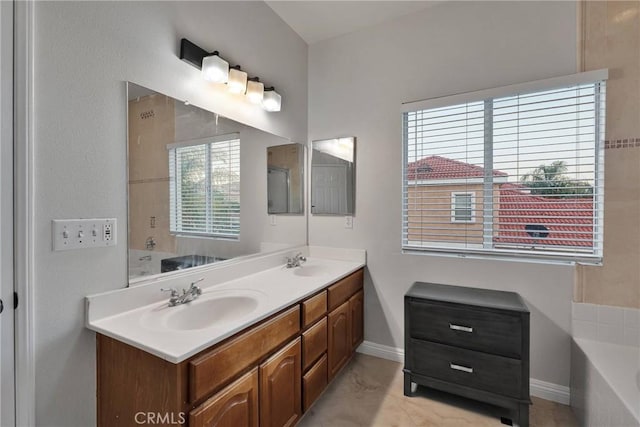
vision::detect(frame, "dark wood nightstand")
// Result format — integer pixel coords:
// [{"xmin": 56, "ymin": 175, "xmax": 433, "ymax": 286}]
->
[{"xmin": 404, "ymin": 282, "xmax": 531, "ymax": 427}]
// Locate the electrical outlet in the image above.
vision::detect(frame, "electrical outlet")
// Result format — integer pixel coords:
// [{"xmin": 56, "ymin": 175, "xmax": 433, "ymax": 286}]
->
[
  {"xmin": 345, "ymin": 216, "xmax": 353, "ymax": 229},
  {"xmin": 52, "ymin": 218, "xmax": 117, "ymax": 251},
  {"xmin": 103, "ymin": 223, "xmax": 113, "ymax": 241},
  {"xmin": 270, "ymin": 215, "xmax": 277, "ymax": 226}
]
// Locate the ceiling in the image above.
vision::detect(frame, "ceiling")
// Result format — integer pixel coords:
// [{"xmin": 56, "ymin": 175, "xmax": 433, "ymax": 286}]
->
[{"xmin": 265, "ymin": 1, "xmax": 439, "ymax": 45}]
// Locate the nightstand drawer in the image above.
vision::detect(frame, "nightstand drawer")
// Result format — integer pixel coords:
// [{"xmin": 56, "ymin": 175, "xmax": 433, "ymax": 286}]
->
[
  {"xmin": 409, "ymin": 339, "xmax": 522, "ymax": 398},
  {"xmin": 408, "ymin": 300, "xmax": 522, "ymax": 358}
]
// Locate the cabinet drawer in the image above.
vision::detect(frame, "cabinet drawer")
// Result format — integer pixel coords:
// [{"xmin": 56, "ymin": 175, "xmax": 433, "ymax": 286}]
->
[
  {"xmin": 409, "ymin": 339, "xmax": 522, "ymax": 398},
  {"xmin": 189, "ymin": 368, "xmax": 259, "ymax": 427},
  {"xmin": 303, "ymin": 354, "xmax": 328, "ymax": 412},
  {"xmin": 302, "ymin": 291, "xmax": 327, "ymax": 329},
  {"xmin": 328, "ymin": 269, "xmax": 363, "ymax": 311},
  {"xmin": 189, "ymin": 306, "xmax": 300, "ymax": 402},
  {"xmin": 302, "ymin": 317, "xmax": 327, "ymax": 371},
  {"xmin": 408, "ymin": 300, "xmax": 522, "ymax": 358}
]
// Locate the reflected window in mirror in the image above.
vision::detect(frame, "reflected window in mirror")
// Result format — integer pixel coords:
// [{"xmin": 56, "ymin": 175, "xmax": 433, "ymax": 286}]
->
[
  {"xmin": 311, "ymin": 137, "xmax": 356, "ymax": 215},
  {"xmin": 168, "ymin": 134, "xmax": 240, "ymax": 238}
]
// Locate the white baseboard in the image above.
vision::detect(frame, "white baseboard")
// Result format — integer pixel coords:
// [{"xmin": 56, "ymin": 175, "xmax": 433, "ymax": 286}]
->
[
  {"xmin": 356, "ymin": 340, "xmax": 405, "ymax": 363},
  {"xmin": 529, "ymin": 379, "xmax": 570, "ymax": 405},
  {"xmin": 356, "ymin": 340, "xmax": 570, "ymax": 405}
]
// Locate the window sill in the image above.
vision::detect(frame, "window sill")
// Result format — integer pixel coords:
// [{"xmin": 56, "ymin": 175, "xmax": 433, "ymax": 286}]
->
[{"xmin": 401, "ymin": 246, "xmax": 602, "ymax": 266}]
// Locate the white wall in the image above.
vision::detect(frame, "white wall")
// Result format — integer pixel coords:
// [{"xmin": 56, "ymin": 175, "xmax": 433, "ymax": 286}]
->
[
  {"xmin": 308, "ymin": 1, "xmax": 577, "ymax": 388},
  {"xmin": 32, "ymin": 2, "xmax": 307, "ymax": 425}
]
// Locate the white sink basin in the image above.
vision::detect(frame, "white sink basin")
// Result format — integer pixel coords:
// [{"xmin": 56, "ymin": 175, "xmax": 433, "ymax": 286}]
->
[
  {"xmin": 140, "ymin": 289, "xmax": 265, "ymax": 331},
  {"xmin": 292, "ymin": 265, "xmax": 330, "ymax": 277}
]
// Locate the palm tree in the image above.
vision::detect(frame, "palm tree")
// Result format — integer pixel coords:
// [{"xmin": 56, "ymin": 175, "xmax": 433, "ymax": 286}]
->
[{"xmin": 521, "ymin": 161, "xmax": 593, "ymax": 198}]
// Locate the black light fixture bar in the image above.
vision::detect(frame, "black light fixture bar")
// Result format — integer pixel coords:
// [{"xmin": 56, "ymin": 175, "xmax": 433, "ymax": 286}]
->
[
  {"xmin": 178, "ymin": 37, "xmax": 282, "ymax": 111},
  {"xmin": 179, "ymin": 38, "xmax": 210, "ymax": 69}
]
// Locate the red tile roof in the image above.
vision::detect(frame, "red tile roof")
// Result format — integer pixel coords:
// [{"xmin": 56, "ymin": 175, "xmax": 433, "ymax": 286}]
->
[
  {"xmin": 408, "ymin": 156, "xmax": 594, "ymax": 248},
  {"xmin": 407, "ymin": 155, "xmax": 508, "ymax": 180},
  {"xmin": 494, "ymin": 183, "xmax": 594, "ymax": 247}
]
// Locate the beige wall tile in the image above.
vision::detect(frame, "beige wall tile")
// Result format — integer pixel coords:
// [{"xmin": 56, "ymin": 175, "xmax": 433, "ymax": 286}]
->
[
  {"xmin": 128, "ymin": 180, "xmax": 176, "ymax": 253},
  {"xmin": 128, "ymin": 94, "xmax": 174, "ymax": 182},
  {"xmin": 578, "ymin": 0, "xmax": 640, "ymax": 308}
]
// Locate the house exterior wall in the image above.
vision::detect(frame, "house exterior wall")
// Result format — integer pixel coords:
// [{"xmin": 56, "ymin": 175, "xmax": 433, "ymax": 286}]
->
[{"xmin": 406, "ymin": 183, "xmax": 501, "ymax": 246}]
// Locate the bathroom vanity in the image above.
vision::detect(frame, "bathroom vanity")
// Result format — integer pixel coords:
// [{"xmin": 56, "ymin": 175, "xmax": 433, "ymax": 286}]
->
[
  {"xmin": 403, "ymin": 282, "xmax": 530, "ymax": 427},
  {"xmin": 87, "ymin": 249, "xmax": 365, "ymax": 427}
]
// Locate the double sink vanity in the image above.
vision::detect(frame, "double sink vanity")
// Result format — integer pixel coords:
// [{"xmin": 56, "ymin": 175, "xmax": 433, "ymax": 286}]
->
[
  {"xmin": 86, "ymin": 247, "xmax": 366, "ymax": 427},
  {"xmin": 101, "ymin": 82, "xmax": 365, "ymax": 426}
]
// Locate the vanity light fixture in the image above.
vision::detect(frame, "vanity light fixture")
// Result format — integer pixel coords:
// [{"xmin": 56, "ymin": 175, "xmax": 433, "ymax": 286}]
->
[
  {"xmin": 179, "ymin": 38, "xmax": 281, "ymax": 112},
  {"xmin": 228, "ymin": 66, "xmax": 248, "ymax": 94},
  {"xmin": 246, "ymin": 77, "xmax": 264, "ymax": 104},
  {"xmin": 201, "ymin": 51, "xmax": 229, "ymax": 83},
  {"xmin": 262, "ymin": 87, "xmax": 282, "ymax": 112}
]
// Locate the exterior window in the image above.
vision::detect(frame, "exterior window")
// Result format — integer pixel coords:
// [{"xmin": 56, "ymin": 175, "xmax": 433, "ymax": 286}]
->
[
  {"xmin": 402, "ymin": 71, "xmax": 606, "ymax": 263},
  {"xmin": 168, "ymin": 135, "xmax": 240, "ymax": 239},
  {"xmin": 451, "ymin": 192, "xmax": 475, "ymax": 223}
]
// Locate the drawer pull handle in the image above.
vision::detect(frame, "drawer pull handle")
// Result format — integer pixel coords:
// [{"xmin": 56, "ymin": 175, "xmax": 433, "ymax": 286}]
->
[
  {"xmin": 450, "ymin": 363, "xmax": 473, "ymax": 374},
  {"xmin": 449, "ymin": 324, "xmax": 473, "ymax": 333}
]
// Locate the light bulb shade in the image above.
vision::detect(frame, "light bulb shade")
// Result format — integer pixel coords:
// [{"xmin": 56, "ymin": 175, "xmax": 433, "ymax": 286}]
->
[
  {"xmin": 246, "ymin": 79, "xmax": 264, "ymax": 104},
  {"xmin": 228, "ymin": 67, "xmax": 248, "ymax": 94},
  {"xmin": 201, "ymin": 53, "xmax": 229, "ymax": 83},
  {"xmin": 262, "ymin": 89, "xmax": 281, "ymax": 112}
]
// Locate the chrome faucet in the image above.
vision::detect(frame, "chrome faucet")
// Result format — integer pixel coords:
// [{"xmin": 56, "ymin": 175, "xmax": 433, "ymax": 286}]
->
[
  {"xmin": 161, "ymin": 278, "xmax": 204, "ymax": 306},
  {"xmin": 285, "ymin": 253, "xmax": 307, "ymax": 268}
]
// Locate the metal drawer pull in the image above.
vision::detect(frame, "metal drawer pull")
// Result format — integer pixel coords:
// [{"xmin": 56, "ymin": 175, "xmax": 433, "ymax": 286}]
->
[
  {"xmin": 449, "ymin": 323, "xmax": 473, "ymax": 333},
  {"xmin": 450, "ymin": 363, "xmax": 473, "ymax": 373}
]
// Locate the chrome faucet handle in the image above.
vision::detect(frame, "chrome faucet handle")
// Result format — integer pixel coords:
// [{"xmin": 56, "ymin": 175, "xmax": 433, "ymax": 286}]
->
[
  {"xmin": 189, "ymin": 278, "xmax": 204, "ymax": 295},
  {"xmin": 161, "ymin": 287, "xmax": 179, "ymax": 297}
]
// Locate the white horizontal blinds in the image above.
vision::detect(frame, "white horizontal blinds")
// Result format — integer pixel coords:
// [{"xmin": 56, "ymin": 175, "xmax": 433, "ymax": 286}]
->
[
  {"xmin": 452, "ymin": 193, "xmax": 473, "ymax": 222},
  {"xmin": 209, "ymin": 139, "xmax": 240, "ymax": 237},
  {"xmin": 403, "ymin": 101, "xmax": 485, "ymax": 249},
  {"xmin": 171, "ymin": 144, "xmax": 208, "ymax": 233},
  {"xmin": 492, "ymin": 83, "xmax": 604, "ymax": 256},
  {"xmin": 169, "ymin": 137, "xmax": 240, "ymax": 238},
  {"xmin": 402, "ymin": 76, "xmax": 605, "ymax": 262}
]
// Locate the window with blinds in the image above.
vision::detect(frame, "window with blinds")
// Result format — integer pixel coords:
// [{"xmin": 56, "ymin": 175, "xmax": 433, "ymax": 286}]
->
[
  {"xmin": 169, "ymin": 134, "xmax": 240, "ymax": 239},
  {"xmin": 402, "ymin": 71, "xmax": 606, "ymax": 263}
]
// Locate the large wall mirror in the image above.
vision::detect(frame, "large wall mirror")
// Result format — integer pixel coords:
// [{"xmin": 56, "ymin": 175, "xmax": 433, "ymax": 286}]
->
[
  {"xmin": 311, "ymin": 137, "xmax": 356, "ymax": 215},
  {"xmin": 127, "ymin": 83, "xmax": 306, "ymax": 283},
  {"xmin": 267, "ymin": 144, "xmax": 304, "ymax": 214}
]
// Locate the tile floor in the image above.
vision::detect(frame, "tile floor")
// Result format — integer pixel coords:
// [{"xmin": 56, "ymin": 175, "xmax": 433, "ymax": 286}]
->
[{"xmin": 299, "ymin": 353, "xmax": 578, "ymax": 427}]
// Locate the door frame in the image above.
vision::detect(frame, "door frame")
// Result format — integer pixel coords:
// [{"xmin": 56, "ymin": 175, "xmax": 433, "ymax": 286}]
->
[{"xmin": 14, "ymin": 0, "xmax": 36, "ymax": 425}]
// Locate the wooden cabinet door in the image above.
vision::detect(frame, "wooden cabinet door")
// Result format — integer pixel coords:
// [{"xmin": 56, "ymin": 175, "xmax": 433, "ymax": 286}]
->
[
  {"xmin": 327, "ymin": 300, "xmax": 351, "ymax": 380},
  {"xmin": 189, "ymin": 368, "xmax": 259, "ymax": 427},
  {"xmin": 349, "ymin": 290, "xmax": 364, "ymax": 352},
  {"xmin": 259, "ymin": 338, "xmax": 302, "ymax": 427}
]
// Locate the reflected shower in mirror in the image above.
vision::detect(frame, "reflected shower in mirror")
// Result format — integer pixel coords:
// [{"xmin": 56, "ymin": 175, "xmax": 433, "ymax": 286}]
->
[
  {"xmin": 311, "ymin": 137, "xmax": 356, "ymax": 215},
  {"xmin": 127, "ymin": 83, "xmax": 306, "ymax": 283},
  {"xmin": 267, "ymin": 144, "xmax": 304, "ymax": 214}
]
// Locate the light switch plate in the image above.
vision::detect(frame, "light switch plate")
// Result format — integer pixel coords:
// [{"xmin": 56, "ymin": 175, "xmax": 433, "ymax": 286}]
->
[{"xmin": 52, "ymin": 218, "xmax": 117, "ymax": 251}]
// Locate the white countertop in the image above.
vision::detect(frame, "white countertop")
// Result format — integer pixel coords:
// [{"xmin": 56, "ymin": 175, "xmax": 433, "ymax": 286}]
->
[{"xmin": 86, "ymin": 249, "xmax": 365, "ymax": 363}]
